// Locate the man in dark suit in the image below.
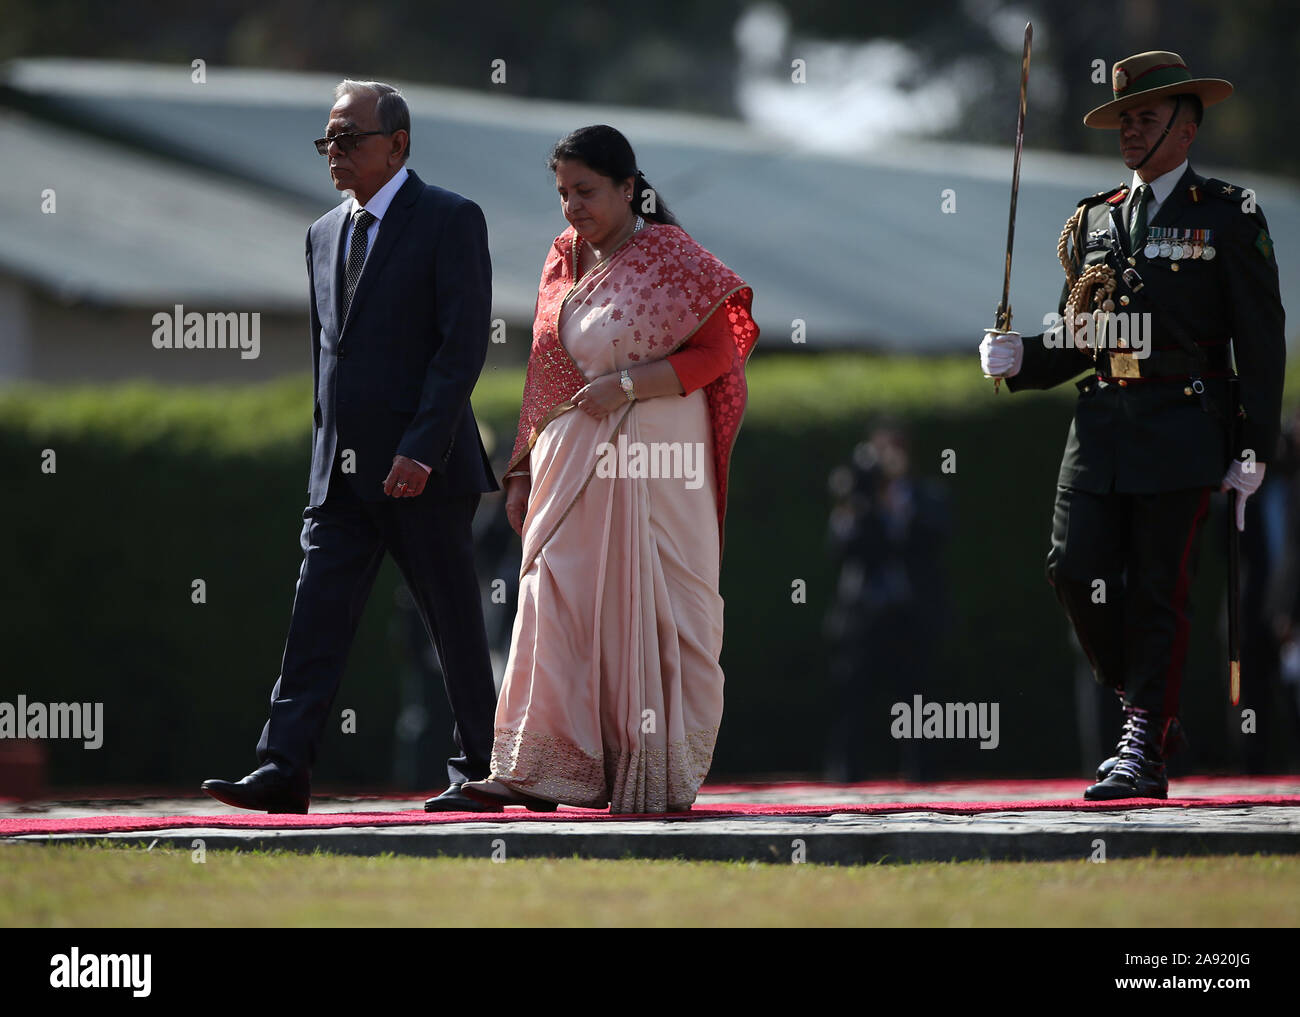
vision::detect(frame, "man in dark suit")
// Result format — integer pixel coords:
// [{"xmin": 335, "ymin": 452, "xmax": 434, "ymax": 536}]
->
[
  {"xmin": 203, "ymin": 79, "xmax": 502, "ymax": 813},
  {"xmin": 979, "ymin": 52, "xmax": 1286, "ymax": 799}
]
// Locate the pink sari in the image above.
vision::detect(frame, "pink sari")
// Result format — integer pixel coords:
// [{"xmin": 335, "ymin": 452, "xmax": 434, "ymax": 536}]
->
[{"xmin": 492, "ymin": 222, "xmax": 758, "ymax": 812}]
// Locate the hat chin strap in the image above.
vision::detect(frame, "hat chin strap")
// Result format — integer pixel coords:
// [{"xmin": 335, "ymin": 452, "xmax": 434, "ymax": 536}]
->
[{"xmin": 1133, "ymin": 95, "xmax": 1180, "ymax": 172}]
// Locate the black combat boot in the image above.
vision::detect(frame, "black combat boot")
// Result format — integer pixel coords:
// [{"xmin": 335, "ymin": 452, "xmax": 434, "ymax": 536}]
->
[
  {"xmin": 1095, "ymin": 699, "xmax": 1187, "ymax": 780},
  {"xmin": 1084, "ymin": 704, "xmax": 1168, "ymax": 800}
]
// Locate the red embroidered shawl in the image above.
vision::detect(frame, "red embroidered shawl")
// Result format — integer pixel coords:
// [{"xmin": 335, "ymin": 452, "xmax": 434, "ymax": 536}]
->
[{"xmin": 507, "ymin": 223, "xmax": 759, "ymax": 537}]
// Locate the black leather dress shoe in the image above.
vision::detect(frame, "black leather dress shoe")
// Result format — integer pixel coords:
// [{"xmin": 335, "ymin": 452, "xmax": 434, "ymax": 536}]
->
[
  {"xmin": 202, "ymin": 763, "xmax": 310, "ymax": 814},
  {"xmin": 424, "ymin": 783, "xmax": 504, "ymax": 813}
]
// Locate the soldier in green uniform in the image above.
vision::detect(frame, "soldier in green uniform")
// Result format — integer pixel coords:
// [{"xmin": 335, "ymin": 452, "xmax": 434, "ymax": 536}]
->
[{"xmin": 979, "ymin": 51, "xmax": 1286, "ymax": 799}]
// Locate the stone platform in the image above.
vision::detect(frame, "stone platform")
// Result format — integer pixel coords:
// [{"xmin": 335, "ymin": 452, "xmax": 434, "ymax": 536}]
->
[{"xmin": 4, "ymin": 777, "xmax": 1298, "ymax": 864}]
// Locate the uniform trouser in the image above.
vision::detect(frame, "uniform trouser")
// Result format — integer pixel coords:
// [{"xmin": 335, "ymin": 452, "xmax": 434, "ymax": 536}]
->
[
  {"xmin": 1045, "ymin": 484, "xmax": 1213, "ymax": 733},
  {"xmin": 255, "ymin": 462, "xmax": 498, "ymax": 785}
]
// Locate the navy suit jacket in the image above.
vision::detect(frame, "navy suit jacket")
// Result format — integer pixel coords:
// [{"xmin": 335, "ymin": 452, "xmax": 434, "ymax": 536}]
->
[{"xmin": 305, "ymin": 169, "xmax": 498, "ymax": 505}]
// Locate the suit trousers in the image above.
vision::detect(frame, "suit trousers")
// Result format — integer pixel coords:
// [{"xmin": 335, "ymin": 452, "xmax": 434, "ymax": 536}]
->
[
  {"xmin": 1045, "ymin": 484, "xmax": 1213, "ymax": 725},
  {"xmin": 256, "ymin": 461, "xmax": 498, "ymax": 785}
]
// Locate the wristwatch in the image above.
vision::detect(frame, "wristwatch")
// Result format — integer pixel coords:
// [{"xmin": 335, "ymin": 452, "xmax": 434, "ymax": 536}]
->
[{"xmin": 619, "ymin": 369, "xmax": 636, "ymax": 402}]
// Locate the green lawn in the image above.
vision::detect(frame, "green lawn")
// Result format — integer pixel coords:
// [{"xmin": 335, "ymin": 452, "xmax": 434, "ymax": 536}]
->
[{"xmin": 2, "ymin": 845, "xmax": 1298, "ymax": 927}]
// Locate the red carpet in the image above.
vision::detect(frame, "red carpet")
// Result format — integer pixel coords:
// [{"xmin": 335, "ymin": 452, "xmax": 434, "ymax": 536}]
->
[
  {"xmin": 5, "ymin": 788, "xmax": 1299, "ymax": 837},
  {"xmin": 698, "ymin": 777, "xmax": 1286, "ymax": 795}
]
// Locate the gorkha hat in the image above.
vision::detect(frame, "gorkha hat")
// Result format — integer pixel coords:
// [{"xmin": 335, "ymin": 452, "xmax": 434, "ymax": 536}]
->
[{"xmin": 1084, "ymin": 51, "xmax": 1233, "ymax": 128}]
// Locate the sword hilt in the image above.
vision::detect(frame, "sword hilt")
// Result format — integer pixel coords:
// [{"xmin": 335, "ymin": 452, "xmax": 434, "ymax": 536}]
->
[
  {"xmin": 988, "ymin": 303, "xmax": 1013, "ymax": 392},
  {"xmin": 995, "ymin": 301, "xmax": 1012, "ymax": 334}
]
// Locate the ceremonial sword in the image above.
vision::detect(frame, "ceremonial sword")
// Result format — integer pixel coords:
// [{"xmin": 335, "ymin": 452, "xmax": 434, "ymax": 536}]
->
[
  {"xmin": 986, "ymin": 21, "xmax": 1032, "ymax": 393},
  {"xmin": 1228, "ymin": 376, "xmax": 1242, "ymax": 706},
  {"xmin": 1229, "ymin": 486, "xmax": 1241, "ymax": 705}
]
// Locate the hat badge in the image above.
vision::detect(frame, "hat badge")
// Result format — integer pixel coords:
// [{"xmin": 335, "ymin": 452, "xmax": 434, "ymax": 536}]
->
[{"xmin": 1113, "ymin": 66, "xmax": 1129, "ymax": 92}]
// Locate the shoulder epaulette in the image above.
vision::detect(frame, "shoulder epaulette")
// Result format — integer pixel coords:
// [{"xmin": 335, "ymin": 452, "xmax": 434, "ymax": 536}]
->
[
  {"xmin": 1200, "ymin": 177, "xmax": 1272, "ymax": 255},
  {"xmin": 1200, "ymin": 178, "xmax": 1249, "ymax": 202},
  {"xmin": 1077, "ymin": 184, "xmax": 1127, "ymax": 208},
  {"xmin": 1200, "ymin": 176, "xmax": 1266, "ymax": 223}
]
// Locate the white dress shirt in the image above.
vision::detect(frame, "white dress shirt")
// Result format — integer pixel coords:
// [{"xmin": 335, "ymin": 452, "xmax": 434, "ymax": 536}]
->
[
  {"xmin": 1128, "ymin": 158, "xmax": 1188, "ymax": 227},
  {"xmin": 342, "ymin": 165, "xmax": 430, "ymax": 476},
  {"xmin": 349, "ymin": 165, "xmax": 408, "ymax": 260}
]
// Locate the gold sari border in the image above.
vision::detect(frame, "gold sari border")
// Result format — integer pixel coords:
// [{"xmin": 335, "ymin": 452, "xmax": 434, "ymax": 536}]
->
[{"xmin": 504, "ymin": 399, "xmax": 575, "ymax": 476}]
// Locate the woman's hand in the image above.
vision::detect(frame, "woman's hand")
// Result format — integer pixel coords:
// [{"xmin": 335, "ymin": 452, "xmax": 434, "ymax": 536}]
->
[
  {"xmin": 505, "ymin": 474, "xmax": 531, "ymax": 536},
  {"xmin": 573, "ymin": 373, "xmax": 629, "ymax": 418}
]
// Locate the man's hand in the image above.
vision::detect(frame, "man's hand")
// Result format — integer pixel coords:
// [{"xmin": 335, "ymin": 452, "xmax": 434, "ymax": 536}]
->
[
  {"xmin": 505, "ymin": 474, "xmax": 530, "ymax": 535},
  {"xmin": 1221, "ymin": 459, "xmax": 1266, "ymax": 532},
  {"xmin": 383, "ymin": 455, "xmax": 429, "ymax": 498},
  {"xmin": 980, "ymin": 330, "xmax": 1023, "ymax": 379},
  {"xmin": 573, "ymin": 374, "xmax": 629, "ymax": 419}
]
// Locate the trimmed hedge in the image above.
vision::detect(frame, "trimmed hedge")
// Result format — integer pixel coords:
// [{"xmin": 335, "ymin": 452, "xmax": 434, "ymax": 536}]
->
[{"xmin": 2, "ymin": 353, "xmax": 1295, "ymax": 787}]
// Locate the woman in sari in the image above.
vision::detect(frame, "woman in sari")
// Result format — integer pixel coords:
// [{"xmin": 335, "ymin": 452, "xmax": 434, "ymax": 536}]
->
[{"xmin": 462, "ymin": 125, "xmax": 758, "ymax": 814}]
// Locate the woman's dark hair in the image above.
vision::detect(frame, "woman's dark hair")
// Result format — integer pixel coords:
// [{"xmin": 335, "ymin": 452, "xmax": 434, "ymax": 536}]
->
[{"xmin": 548, "ymin": 125, "xmax": 680, "ymax": 227}]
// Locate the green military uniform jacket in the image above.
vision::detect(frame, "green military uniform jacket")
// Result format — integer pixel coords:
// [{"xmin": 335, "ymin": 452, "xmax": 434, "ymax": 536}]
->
[{"xmin": 1009, "ymin": 165, "xmax": 1286, "ymax": 494}]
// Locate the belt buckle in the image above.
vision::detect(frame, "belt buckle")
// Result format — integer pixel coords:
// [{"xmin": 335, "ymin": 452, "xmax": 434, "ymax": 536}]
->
[{"xmin": 1109, "ymin": 352, "xmax": 1141, "ymax": 379}]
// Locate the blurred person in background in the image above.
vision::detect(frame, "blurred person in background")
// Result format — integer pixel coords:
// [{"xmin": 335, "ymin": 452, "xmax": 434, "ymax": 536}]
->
[
  {"xmin": 1247, "ymin": 408, "xmax": 1300, "ymax": 770},
  {"xmin": 824, "ymin": 423, "xmax": 950, "ymax": 782}
]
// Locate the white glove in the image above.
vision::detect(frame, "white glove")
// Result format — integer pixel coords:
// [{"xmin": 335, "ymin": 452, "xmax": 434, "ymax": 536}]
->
[
  {"xmin": 980, "ymin": 330, "xmax": 1023, "ymax": 378},
  {"xmin": 1221, "ymin": 459, "xmax": 1266, "ymax": 532}
]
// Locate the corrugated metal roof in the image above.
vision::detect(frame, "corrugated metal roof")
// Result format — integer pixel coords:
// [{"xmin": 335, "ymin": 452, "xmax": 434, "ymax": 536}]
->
[
  {"xmin": 1, "ymin": 111, "xmax": 311, "ymax": 309},
  {"xmin": 5, "ymin": 58, "xmax": 1297, "ymax": 349}
]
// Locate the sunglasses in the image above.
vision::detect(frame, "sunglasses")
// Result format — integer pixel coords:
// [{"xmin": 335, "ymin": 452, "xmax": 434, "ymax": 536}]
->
[{"xmin": 313, "ymin": 130, "xmax": 388, "ymax": 156}]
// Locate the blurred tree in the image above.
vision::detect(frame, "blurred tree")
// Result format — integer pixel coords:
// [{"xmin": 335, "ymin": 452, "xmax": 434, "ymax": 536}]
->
[
  {"xmin": 786, "ymin": 0, "xmax": 1300, "ymax": 175},
  {"xmin": 2, "ymin": 0, "xmax": 1296, "ymax": 172},
  {"xmin": 0, "ymin": 0, "xmax": 747, "ymax": 115}
]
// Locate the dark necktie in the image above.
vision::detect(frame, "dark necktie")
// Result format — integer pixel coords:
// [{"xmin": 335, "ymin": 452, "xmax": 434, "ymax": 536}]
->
[
  {"xmin": 343, "ymin": 208, "xmax": 376, "ymax": 321},
  {"xmin": 1128, "ymin": 184, "xmax": 1151, "ymax": 253}
]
